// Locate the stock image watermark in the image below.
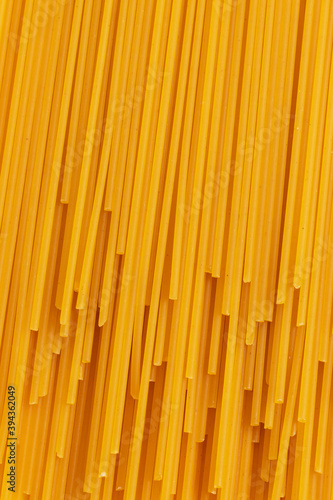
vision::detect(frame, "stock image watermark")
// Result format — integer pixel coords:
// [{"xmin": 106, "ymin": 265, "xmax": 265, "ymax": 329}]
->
[
  {"xmin": 213, "ymin": 0, "xmax": 245, "ymax": 17},
  {"xmin": 242, "ymin": 438, "xmax": 305, "ymax": 499},
  {"xmin": 15, "ymin": 269, "xmax": 135, "ymax": 388},
  {"xmin": 53, "ymin": 66, "xmax": 167, "ymax": 183},
  {"xmin": 6, "ymin": 386, "xmax": 16, "ymax": 493},
  {"xmin": 179, "ymin": 108, "xmax": 294, "ymax": 223},
  {"xmin": 9, "ymin": 0, "xmax": 74, "ymax": 50},
  {"xmin": 62, "ymin": 396, "xmax": 176, "ymax": 499},
  {"xmin": 243, "ymin": 236, "xmax": 333, "ymax": 336}
]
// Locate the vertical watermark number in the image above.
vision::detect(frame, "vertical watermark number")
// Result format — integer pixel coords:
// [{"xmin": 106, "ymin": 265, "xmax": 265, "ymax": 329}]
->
[{"xmin": 7, "ymin": 386, "xmax": 16, "ymax": 493}]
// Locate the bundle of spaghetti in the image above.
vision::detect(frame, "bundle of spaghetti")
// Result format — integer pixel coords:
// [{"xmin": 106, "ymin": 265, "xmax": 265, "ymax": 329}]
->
[{"xmin": 1, "ymin": 0, "xmax": 333, "ymax": 498}]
